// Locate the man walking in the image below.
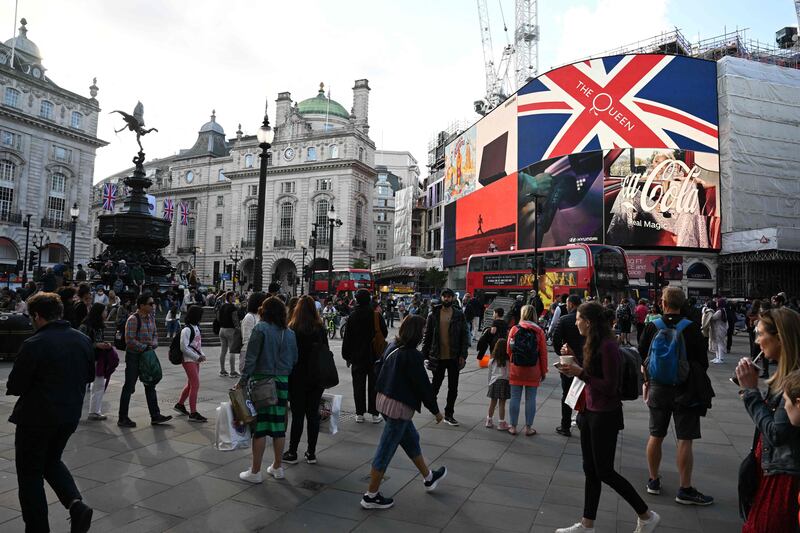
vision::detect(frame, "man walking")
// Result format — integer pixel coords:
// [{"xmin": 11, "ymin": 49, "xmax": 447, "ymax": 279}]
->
[
  {"xmin": 422, "ymin": 288, "xmax": 469, "ymax": 426},
  {"xmin": 7, "ymin": 292, "xmax": 95, "ymax": 532},
  {"xmin": 551, "ymin": 295, "xmax": 584, "ymax": 437},
  {"xmin": 118, "ymin": 293, "xmax": 172, "ymax": 428},
  {"xmin": 639, "ymin": 286, "xmax": 714, "ymax": 506}
]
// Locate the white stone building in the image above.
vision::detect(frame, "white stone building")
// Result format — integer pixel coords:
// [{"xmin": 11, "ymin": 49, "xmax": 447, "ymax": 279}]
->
[
  {"xmin": 92, "ymin": 81, "xmax": 421, "ymax": 293},
  {"xmin": 0, "ymin": 19, "xmax": 106, "ymax": 283}
]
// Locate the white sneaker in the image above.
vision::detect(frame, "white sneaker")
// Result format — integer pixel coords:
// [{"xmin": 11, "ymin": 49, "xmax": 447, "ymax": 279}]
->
[
  {"xmin": 634, "ymin": 510, "xmax": 660, "ymax": 533},
  {"xmin": 371, "ymin": 414, "xmax": 383, "ymax": 424},
  {"xmin": 239, "ymin": 469, "xmax": 263, "ymax": 484},
  {"xmin": 356, "ymin": 415, "xmax": 365, "ymax": 423},
  {"xmin": 267, "ymin": 464, "xmax": 285, "ymax": 480},
  {"xmin": 555, "ymin": 523, "xmax": 594, "ymax": 533}
]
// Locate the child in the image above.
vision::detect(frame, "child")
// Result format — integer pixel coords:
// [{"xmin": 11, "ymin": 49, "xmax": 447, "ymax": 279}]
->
[{"xmin": 486, "ymin": 338, "xmax": 511, "ymax": 430}]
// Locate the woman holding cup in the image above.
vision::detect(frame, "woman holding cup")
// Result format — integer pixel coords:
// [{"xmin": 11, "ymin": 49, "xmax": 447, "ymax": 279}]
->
[{"xmin": 734, "ymin": 307, "xmax": 800, "ymax": 532}]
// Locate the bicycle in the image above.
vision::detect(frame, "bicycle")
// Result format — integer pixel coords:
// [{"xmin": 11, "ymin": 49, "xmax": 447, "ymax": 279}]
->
[{"xmin": 324, "ymin": 313, "xmax": 338, "ymax": 339}]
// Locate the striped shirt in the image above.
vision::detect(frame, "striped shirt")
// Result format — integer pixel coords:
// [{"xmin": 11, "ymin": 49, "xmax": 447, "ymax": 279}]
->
[
  {"xmin": 376, "ymin": 393, "xmax": 414, "ymax": 421},
  {"xmin": 125, "ymin": 311, "xmax": 158, "ymax": 352}
]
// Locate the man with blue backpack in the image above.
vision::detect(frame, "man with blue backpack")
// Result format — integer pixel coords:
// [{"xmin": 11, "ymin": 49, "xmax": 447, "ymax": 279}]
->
[{"xmin": 639, "ymin": 286, "xmax": 715, "ymax": 507}]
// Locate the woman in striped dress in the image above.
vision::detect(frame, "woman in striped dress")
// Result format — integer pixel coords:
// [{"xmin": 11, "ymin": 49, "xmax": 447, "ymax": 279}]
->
[{"xmin": 237, "ymin": 297, "xmax": 298, "ymax": 482}]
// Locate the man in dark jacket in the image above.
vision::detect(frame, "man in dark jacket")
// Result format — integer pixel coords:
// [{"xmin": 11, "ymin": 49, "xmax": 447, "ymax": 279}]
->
[
  {"xmin": 552, "ymin": 295, "xmax": 585, "ymax": 437},
  {"xmin": 7, "ymin": 292, "xmax": 94, "ymax": 532},
  {"xmin": 466, "ymin": 293, "xmax": 484, "ymax": 342},
  {"xmin": 421, "ymin": 288, "xmax": 469, "ymax": 426},
  {"xmin": 639, "ymin": 286, "xmax": 714, "ymax": 506},
  {"xmin": 342, "ymin": 289, "xmax": 388, "ymax": 423},
  {"xmin": 476, "ymin": 307, "xmax": 508, "ymax": 359}
]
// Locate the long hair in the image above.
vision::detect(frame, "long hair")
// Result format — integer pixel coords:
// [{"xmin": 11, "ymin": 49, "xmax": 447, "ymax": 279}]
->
[
  {"xmin": 520, "ymin": 305, "xmax": 536, "ymax": 322},
  {"xmin": 759, "ymin": 307, "xmax": 800, "ymax": 394},
  {"xmin": 289, "ymin": 295, "xmax": 323, "ymax": 336},
  {"xmin": 247, "ymin": 291, "xmax": 267, "ymax": 314},
  {"xmin": 259, "ymin": 296, "xmax": 287, "ymax": 329},
  {"xmin": 84, "ymin": 303, "xmax": 106, "ymax": 330},
  {"xmin": 287, "ymin": 297, "xmax": 300, "ymax": 322},
  {"xmin": 491, "ymin": 338, "xmax": 508, "ymax": 367},
  {"xmin": 394, "ymin": 315, "xmax": 426, "ymax": 348},
  {"xmin": 578, "ymin": 301, "xmax": 615, "ymax": 374}
]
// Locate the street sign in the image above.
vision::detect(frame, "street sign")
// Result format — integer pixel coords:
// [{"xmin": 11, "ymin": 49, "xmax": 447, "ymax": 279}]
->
[{"xmin": 221, "ymin": 273, "xmax": 231, "ymax": 281}]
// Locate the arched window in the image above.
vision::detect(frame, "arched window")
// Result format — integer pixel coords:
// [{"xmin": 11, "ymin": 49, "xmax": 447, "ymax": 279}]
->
[
  {"xmin": 279, "ymin": 202, "xmax": 294, "ymax": 242},
  {"xmin": 39, "ymin": 100, "xmax": 54, "ymax": 120},
  {"xmin": 307, "ymin": 147, "xmax": 317, "ymax": 161},
  {"xmin": 355, "ymin": 201, "xmax": 364, "ymax": 240},
  {"xmin": 218, "ymin": 168, "xmax": 225, "ymax": 181},
  {"xmin": 0, "ymin": 159, "xmax": 15, "ymax": 217},
  {"xmin": 46, "ymin": 172, "xmax": 66, "ymax": 224},
  {"xmin": 244, "ymin": 154, "xmax": 253, "ymax": 168},
  {"xmin": 315, "ymin": 199, "xmax": 329, "ymax": 245},
  {"xmin": 329, "ymin": 144, "xmax": 339, "ymax": 159},
  {"xmin": 358, "ymin": 147, "xmax": 364, "ymax": 161},
  {"xmin": 246, "ymin": 204, "xmax": 258, "ymax": 243},
  {"xmin": 4, "ymin": 88, "xmax": 19, "ymax": 108},
  {"xmin": 70, "ymin": 111, "xmax": 83, "ymax": 130}
]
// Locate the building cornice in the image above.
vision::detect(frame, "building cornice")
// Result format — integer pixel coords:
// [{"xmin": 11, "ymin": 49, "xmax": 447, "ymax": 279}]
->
[
  {"xmin": 0, "ymin": 63, "xmax": 100, "ymax": 109},
  {"xmin": 225, "ymin": 158, "xmax": 377, "ymax": 180},
  {"xmin": 0, "ymin": 105, "xmax": 108, "ymax": 147}
]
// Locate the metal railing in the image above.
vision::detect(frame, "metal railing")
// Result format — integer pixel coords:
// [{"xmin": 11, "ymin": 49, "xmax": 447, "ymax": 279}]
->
[
  {"xmin": 352, "ymin": 237, "xmax": 367, "ymax": 250},
  {"xmin": 0, "ymin": 210, "xmax": 22, "ymax": 224},
  {"xmin": 40, "ymin": 216, "xmax": 68, "ymax": 230},
  {"xmin": 273, "ymin": 238, "xmax": 296, "ymax": 249},
  {"xmin": 176, "ymin": 246, "xmax": 195, "ymax": 254},
  {"xmin": 240, "ymin": 238, "xmax": 256, "ymax": 248}
]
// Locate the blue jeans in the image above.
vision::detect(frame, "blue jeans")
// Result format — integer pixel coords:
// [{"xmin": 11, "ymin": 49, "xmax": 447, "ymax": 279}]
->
[
  {"xmin": 371, "ymin": 416, "xmax": 422, "ymax": 472},
  {"xmin": 509, "ymin": 385, "xmax": 538, "ymax": 427}
]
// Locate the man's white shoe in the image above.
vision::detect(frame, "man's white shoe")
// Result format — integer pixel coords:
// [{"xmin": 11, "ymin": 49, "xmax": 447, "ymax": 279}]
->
[
  {"xmin": 239, "ymin": 469, "xmax": 263, "ymax": 484},
  {"xmin": 267, "ymin": 465, "xmax": 285, "ymax": 479},
  {"xmin": 372, "ymin": 414, "xmax": 383, "ymax": 424},
  {"xmin": 355, "ymin": 415, "xmax": 365, "ymax": 423},
  {"xmin": 555, "ymin": 523, "xmax": 594, "ymax": 533},
  {"xmin": 634, "ymin": 510, "xmax": 660, "ymax": 533}
]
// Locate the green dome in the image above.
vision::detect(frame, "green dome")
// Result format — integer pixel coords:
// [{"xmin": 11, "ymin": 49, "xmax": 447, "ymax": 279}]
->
[{"xmin": 297, "ymin": 84, "xmax": 350, "ymax": 119}]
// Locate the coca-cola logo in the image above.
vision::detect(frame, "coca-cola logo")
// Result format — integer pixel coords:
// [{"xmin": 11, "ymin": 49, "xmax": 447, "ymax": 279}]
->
[{"xmin": 618, "ymin": 159, "xmax": 701, "ymax": 214}]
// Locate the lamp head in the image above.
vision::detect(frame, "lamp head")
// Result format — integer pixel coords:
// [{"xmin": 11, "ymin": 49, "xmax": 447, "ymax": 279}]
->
[
  {"xmin": 70, "ymin": 202, "xmax": 79, "ymax": 219},
  {"xmin": 256, "ymin": 115, "xmax": 274, "ymax": 147},
  {"xmin": 327, "ymin": 204, "xmax": 336, "ymax": 221}
]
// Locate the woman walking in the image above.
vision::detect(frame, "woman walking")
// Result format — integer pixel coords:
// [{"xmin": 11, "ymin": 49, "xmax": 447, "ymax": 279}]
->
[
  {"xmin": 506, "ymin": 305, "xmax": 548, "ymax": 436},
  {"xmin": 556, "ymin": 302, "xmax": 660, "ymax": 533},
  {"xmin": 173, "ymin": 305, "xmax": 208, "ymax": 422},
  {"xmin": 283, "ymin": 296, "xmax": 330, "ymax": 465},
  {"xmin": 80, "ymin": 303, "xmax": 118, "ymax": 421},
  {"xmin": 238, "ymin": 297, "xmax": 298, "ymax": 482},
  {"xmin": 734, "ymin": 307, "xmax": 800, "ymax": 533},
  {"xmin": 360, "ymin": 315, "xmax": 446, "ymax": 510}
]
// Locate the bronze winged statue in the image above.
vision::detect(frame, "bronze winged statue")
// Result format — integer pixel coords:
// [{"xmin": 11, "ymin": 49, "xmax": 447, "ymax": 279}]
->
[{"xmin": 111, "ymin": 101, "xmax": 158, "ymax": 152}]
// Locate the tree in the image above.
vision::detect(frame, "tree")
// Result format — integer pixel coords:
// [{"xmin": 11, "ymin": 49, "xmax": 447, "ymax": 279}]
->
[
  {"xmin": 421, "ymin": 267, "xmax": 448, "ymax": 293},
  {"xmin": 352, "ymin": 258, "xmax": 369, "ymax": 269}
]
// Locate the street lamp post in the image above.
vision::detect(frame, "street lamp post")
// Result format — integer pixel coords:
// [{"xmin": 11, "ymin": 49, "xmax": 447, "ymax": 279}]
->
[
  {"xmin": 253, "ymin": 113, "xmax": 274, "ymax": 292},
  {"xmin": 310, "ymin": 223, "xmax": 319, "ymax": 293},
  {"xmin": 69, "ymin": 202, "xmax": 79, "ymax": 282},
  {"xmin": 22, "ymin": 213, "xmax": 32, "ymax": 283},
  {"xmin": 300, "ymin": 245, "xmax": 307, "ymax": 295},
  {"xmin": 326, "ymin": 205, "xmax": 343, "ymax": 298},
  {"xmin": 229, "ymin": 245, "xmax": 244, "ymax": 295},
  {"xmin": 32, "ymin": 231, "xmax": 49, "ymax": 281}
]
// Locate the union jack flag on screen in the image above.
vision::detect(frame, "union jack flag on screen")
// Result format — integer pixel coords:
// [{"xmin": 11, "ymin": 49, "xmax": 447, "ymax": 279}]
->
[
  {"xmin": 179, "ymin": 201, "xmax": 189, "ymax": 226},
  {"xmin": 517, "ymin": 54, "xmax": 719, "ymax": 168},
  {"xmin": 163, "ymin": 199, "xmax": 174, "ymax": 222},
  {"xmin": 102, "ymin": 183, "xmax": 117, "ymax": 211}
]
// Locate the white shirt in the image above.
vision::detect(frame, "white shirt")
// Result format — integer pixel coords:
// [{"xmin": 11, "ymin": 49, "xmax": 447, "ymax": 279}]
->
[
  {"xmin": 180, "ymin": 324, "xmax": 203, "ymax": 362},
  {"xmin": 241, "ymin": 312, "xmax": 259, "ymax": 351}
]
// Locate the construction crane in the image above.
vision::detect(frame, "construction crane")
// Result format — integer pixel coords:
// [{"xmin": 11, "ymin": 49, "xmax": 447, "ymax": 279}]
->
[{"xmin": 474, "ymin": 0, "xmax": 539, "ymax": 116}]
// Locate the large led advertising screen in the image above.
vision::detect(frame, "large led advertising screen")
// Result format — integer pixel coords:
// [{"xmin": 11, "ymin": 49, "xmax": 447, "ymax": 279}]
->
[{"xmin": 442, "ymin": 54, "xmax": 720, "ymax": 268}]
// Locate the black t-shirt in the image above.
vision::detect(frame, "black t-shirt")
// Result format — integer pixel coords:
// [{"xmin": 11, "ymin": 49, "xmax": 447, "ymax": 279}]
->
[{"xmin": 218, "ymin": 303, "xmax": 238, "ymax": 328}]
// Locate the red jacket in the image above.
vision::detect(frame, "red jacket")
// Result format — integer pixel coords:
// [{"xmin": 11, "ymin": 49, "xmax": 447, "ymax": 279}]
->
[{"xmin": 506, "ymin": 321, "xmax": 548, "ymax": 386}]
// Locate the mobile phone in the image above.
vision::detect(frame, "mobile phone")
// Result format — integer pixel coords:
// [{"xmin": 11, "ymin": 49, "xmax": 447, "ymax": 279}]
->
[{"xmin": 730, "ymin": 352, "xmax": 764, "ymax": 387}]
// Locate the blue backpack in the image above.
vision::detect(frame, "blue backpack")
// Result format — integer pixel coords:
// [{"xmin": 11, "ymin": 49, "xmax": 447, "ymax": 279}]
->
[{"xmin": 646, "ymin": 318, "xmax": 691, "ymax": 386}]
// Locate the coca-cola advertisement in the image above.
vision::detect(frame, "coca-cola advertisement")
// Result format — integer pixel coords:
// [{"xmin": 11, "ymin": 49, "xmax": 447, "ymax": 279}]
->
[{"xmin": 603, "ymin": 148, "xmax": 721, "ymax": 249}]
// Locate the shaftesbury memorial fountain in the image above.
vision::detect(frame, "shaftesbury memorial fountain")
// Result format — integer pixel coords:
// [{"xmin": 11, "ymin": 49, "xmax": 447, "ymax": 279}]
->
[{"xmin": 90, "ymin": 103, "xmax": 173, "ymax": 290}]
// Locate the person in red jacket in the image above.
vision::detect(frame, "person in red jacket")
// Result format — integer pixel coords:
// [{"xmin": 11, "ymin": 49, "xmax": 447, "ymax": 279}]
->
[{"xmin": 505, "ymin": 305, "xmax": 548, "ymax": 436}]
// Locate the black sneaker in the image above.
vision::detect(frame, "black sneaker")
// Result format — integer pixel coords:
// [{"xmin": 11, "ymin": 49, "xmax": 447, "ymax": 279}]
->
[
  {"xmin": 219, "ymin": 370, "xmax": 229, "ymax": 377},
  {"xmin": 151, "ymin": 414, "xmax": 173, "ymax": 425},
  {"xmin": 647, "ymin": 477, "xmax": 661, "ymax": 495},
  {"xmin": 282, "ymin": 451, "xmax": 299, "ymax": 464},
  {"xmin": 305, "ymin": 452, "xmax": 317, "ymax": 464},
  {"xmin": 443, "ymin": 416, "xmax": 459, "ymax": 426},
  {"xmin": 676, "ymin": 486, "xmax": 714, "ymax": 506},
  {"xmin": 173, "ymin": 403, "xmax": 189, "ymax": 416},
  {"xmin": 68, "ymin": 499, "xmax": 93, "ymax": 533},
  {"xmin": 360, "ymin": 492, "xmax": 394, "ymax": 510},
  {"xmin": 556, "ymin": 426, "xmax": 572, "ymax": 437},
  {"xmin": 117, "ymin": 417, "xmax": 136, "ymax": 428},
  {"xmin": 188, "ymin": 412, "xmax": 208, "ymax": 423},
  {"xmin": 424, "ymin": 466, "xmax": 447, "ymax": 492}
]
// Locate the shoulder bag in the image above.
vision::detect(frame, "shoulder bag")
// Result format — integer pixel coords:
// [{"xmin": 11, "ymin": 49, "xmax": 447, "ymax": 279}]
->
[
  {"xmin": 372, "ymin": 311, "xmax": 387, "ymax": 359},
  {"xmin": 738, "ymin": 427, "xmax": 761, "ymax": 520},
  {"xmin": 312, "ymin": 331, "xmax": 339, "ymax": 389}
]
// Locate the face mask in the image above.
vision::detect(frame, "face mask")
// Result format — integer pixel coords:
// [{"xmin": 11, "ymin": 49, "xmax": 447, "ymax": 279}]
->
[{"xmin": 442, "ymin": 301, "xmax": 453, "ymax": 308}]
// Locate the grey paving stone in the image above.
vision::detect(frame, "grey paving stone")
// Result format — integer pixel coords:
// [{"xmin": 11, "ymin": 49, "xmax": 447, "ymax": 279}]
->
[
  {"xmin": 79, "ymin": 476, "xmax": 171, "ymax": 513},
  {"xmin": 441, "ymin": 436, "xmax": 511, "ymax": 463},
  {"xmin": 495, "ymin": 450, "xmax": 560, "ymax": 477},
  {"xmin": 432, "ymin": 459, "xmax": 492, "ymax": 489},
  {"xmin": 300, "ymin": 487, "xmax": 371, "ymax": 520},
  {"xmin": 447, "ymin": 500, "xmax": 537, "ymax": 532},
  {"xmin": 379, "ymin": 482, "xmax": 473, "ymax": 528},
  {"xmin": 331, "ymin": 464, "xmax": 418, "ymax": 497},
  {"xmin": 71, "ymin": 457, "xmax": 146, "ymax": 483},
  {"xmin": 232, "ymin": 481, "xmax": 316, "ymax": 511},
  {"xmin": 129, "ymin": 456, "xmax": 215, "ymax": 485},
  {"xmin": 483, "ymin": 468, "xmax": 552, "ymax": 490},
  {"xmin": 417, "ymin": 426, "xmax": 466, "ymax": 447},
  {"xmin": 353, "ymin": 515, "xmax": 440, "ymax": 533},
  {"xmin": 165, "ymin": 499, "xmax": 283, "ymax": 532},
  {"xmin": 257, "ymin": 508, "xmax": 359, "ymax": 533},
  {"xmin": 112, "ymin": 439, "xmax": 203, "ymax": 467},
  {"xmin": 470, "ymin": 481, "xmax": 545, "ymax": 509},
  {"xmin": 89, "ymin": 506, "xmax": 183, "ymax": 533},
  {"xmin": 0, "ymin": 504, "xmax": 19, "ymax": 524},
  {"xmin": 534, "ymin": 501, "xmax": 616, "ymax": 528}
]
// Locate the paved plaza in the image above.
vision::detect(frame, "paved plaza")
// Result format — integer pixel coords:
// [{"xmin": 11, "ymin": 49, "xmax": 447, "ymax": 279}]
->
[{"xmin": 0, "ymin": 330, "xmax": 756, "ymax": 532}]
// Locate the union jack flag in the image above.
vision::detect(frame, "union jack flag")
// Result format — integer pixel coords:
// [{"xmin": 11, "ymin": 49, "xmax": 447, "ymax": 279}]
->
[
  {"xmin": 517, "ymin": 54, "xmax": 719, "ymax": 168},
  {"xmin": 163, "ymin": 199, "xmax": 174, "ymax": 222},
  {"xmin": 179, "ymin": 201, "xmax": 189, "ymax": 226},
  {"xmin": 102, "ymin": 183, "xmax": 117, "ymax": 211}
]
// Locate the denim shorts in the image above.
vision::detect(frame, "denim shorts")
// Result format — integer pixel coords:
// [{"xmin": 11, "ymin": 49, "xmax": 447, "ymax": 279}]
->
[{"xmin": 371, "ymin": 416, "xmax": 422, "ymax": 472}]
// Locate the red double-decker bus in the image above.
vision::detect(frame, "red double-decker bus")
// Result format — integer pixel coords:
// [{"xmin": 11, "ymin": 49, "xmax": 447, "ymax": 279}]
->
[
  {"xmin": 466, "ymin": 244, "xmax": 629, "ymax": 308},
  {"xmin": 311, "ymin": 268, "xmax": 373, "ymax": 296}
]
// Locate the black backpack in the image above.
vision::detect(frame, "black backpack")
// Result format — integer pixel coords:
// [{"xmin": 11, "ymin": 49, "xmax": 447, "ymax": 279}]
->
[
  {"xmin": 618, "ymin": 346, "xmax": 642, "ymax": 401},
  {"xmin": 511, "ymin": 327, "xmax": 539, "ymax": 367},
  {"xmin": 169, "ymin": 326, "xmax": 195, "ymax": 365},
  {"xmin": 616, "ymin": 304, "xmax": 631, "ymax": 322}
]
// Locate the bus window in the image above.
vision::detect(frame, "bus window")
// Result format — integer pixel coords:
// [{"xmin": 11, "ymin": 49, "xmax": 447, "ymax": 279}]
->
[
  {"xmin": 497, "ymin": 255, "xmax": 509, "ymax": 270},
  {"xmin": 544, "ymin": 250, "xmax": 565, "ymax": 269},
  {"xmin": 508, "ymin": 254, "xmax": 526, "ymax": 270},
  {"xmin": 567, "ymin": 248, "xmax": 588, "ymax": 268},
  {"xmin": 484, "ymin": 257, "xmax": 500, "ymax": 271},
  {"xmin": 468, "ymin": 258, "xmax": 483, "ymax": 272}
]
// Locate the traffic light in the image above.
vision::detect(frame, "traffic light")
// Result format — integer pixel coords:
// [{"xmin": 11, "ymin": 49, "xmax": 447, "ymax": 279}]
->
[
  {"xmin": 29, "ymin": 250, "xmax": 37, "ymax": 268},
  {"xmin": 302, "ymin": 265, "xmax": 310, "ymax": 281},
  {"xmin": 656, "ymin": 270, "xmax": 667, "ymax": 288}
]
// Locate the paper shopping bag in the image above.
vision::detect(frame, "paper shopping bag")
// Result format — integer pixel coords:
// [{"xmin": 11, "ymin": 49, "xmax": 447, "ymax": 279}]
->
[
  {"xmin": 565, "ymin": 377, "xmax": 586, "ymax": 411},
  {"xmin": 319, "ymin": 393, "xmax": 342, "ymax": 435}
]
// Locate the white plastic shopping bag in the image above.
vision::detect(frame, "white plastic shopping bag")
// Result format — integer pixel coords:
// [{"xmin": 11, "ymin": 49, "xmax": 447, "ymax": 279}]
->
[
  {"xmin": 319, "ymin": 393, "xmax": 342, "ymax": 435},
  {"xmin": 215, "ymin": 401, "xmax": 251, "ymax": 451},
  {"xmin": 565, "ymin": 377, "xmax": 586, "ymax": 410}
]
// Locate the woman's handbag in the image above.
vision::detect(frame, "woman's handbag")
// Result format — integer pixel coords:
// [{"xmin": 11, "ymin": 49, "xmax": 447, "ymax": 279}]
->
[
  {"xmin": 313, "ymin": 348, "xmax": 340, "ymax": 389},
  {"xmin": 738, "ymin": 428, "xmax": 761, "ymax": 520},
  {"xmin": 372, "ymin": 311, "xmax": 387, "ymax": 359},
  {"xmin": 247, "ymin": 377, "xmax": 278, "ymax": 410},
  {"xmin": 228, "ymin": 387, "xmax": 255, "ymax": 424}
]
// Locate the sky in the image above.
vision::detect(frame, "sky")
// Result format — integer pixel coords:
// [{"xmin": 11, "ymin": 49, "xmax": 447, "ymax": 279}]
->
[{"xmin": 1, "ymin": 0, "xmax": 796, "ymax": 183}]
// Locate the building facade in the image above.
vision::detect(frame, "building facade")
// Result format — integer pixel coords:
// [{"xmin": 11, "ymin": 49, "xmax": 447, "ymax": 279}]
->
[
  {"xmin": 0, "ymin": 19, "xmax": 106, "ymax": 283},
  {"xmin": 373, "ymin": 150, "xmax": 419, "ymax": 262},
  {"xmin": 92, "ymin": 81, "xmax": 421, "ymax": 293}
]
